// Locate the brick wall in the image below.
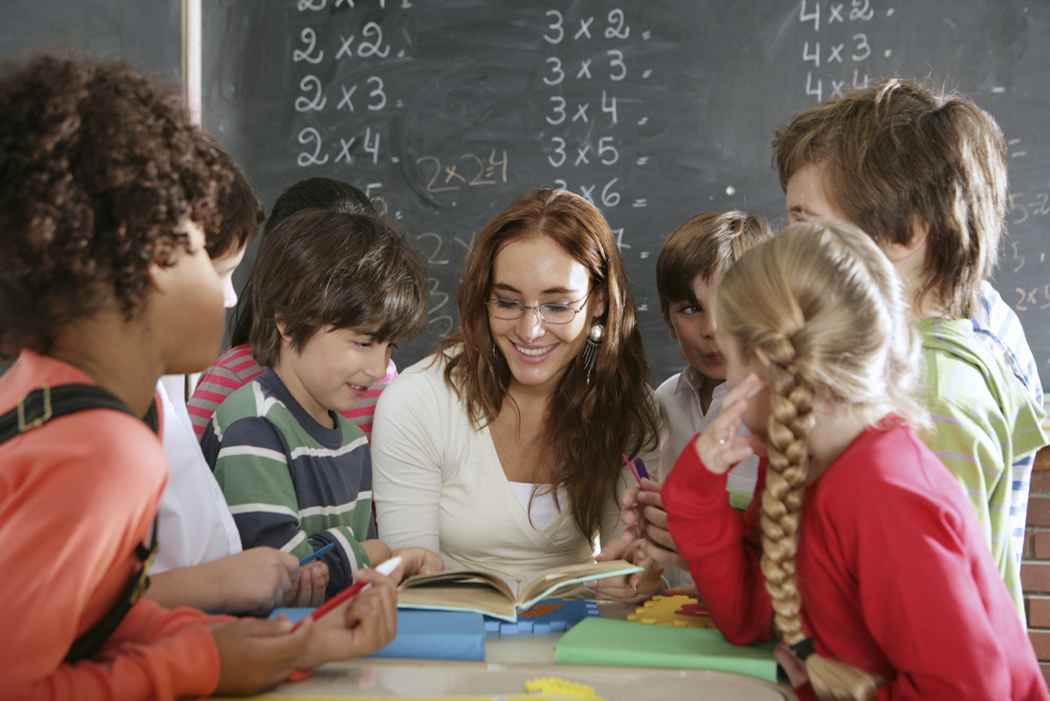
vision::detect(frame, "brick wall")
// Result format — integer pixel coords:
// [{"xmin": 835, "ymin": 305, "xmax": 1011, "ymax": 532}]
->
[{"xmin": 1024, "ymin": 447, "xmax": 1050, "ymax": 684}]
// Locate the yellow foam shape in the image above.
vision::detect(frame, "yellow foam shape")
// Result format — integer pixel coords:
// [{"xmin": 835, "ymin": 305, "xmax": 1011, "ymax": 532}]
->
[
  {"xmin": 526, "ymin": 676, "xmax": 604, "ymax": 700},
  {"xmin": 626, "ymin": 595, "xmax": 715, "ymax": 629}
]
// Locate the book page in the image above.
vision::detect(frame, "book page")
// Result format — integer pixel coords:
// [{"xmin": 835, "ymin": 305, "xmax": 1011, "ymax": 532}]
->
[
  {"xmin": 402, "ymin": 569, "xmax": 516, "ymax": 600},
  {"xmin": 397, "ymin": 581, "xmax": 518, "ymax": 621},
  {"xmin": 518, "ymin": 560, "xmax": 641, "ymax": 605}
]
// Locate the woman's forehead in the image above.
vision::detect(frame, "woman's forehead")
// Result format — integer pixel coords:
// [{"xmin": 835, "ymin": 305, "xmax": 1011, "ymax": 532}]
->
[{"xmin": 492, "ymin": 236, "xmax": 590, "ymax": 294}]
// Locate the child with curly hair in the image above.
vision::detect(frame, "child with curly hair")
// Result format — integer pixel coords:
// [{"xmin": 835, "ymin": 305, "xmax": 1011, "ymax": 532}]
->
[
  {"xmin": 0, "ymin": 55, "xmax": 398, "ymax": 699},
  {"xmin": 145, "ymin": 136, "xmax": 334, "ymax": 614}
]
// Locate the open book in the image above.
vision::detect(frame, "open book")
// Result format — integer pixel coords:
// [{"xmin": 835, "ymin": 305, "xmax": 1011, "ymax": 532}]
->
[{"xmin": 396, "ymin": 560, "xmax": 643, "ymax": 622}]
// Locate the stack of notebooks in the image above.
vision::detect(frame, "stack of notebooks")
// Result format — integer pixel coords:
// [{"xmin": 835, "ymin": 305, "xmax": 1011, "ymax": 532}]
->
[
  {"xmin": 271, "ymin": 607, "xmax": 488, "ymax": 661},
  {"xmin": 554, "ymin": 618, "xmax": 777, "ymax": 683}
]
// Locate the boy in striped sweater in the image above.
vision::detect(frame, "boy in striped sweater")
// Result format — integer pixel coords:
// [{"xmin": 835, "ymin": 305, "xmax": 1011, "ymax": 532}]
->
[
  {"xmin": 189, "ymin": 177, "xmax": 396, "ymax": 439},
  {"xmin": 201, "ymin": 209, "xmax": 441, "ymax": 597}
]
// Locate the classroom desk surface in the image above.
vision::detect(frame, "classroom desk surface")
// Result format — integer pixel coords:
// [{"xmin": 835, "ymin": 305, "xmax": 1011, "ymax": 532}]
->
[
  {"xmin": 228, "ymin": 603, "xmax": 797, "ymax": 700},
  {"xmin": 239, "ymin": 659, "xmax": 796, "ymax": 700}
]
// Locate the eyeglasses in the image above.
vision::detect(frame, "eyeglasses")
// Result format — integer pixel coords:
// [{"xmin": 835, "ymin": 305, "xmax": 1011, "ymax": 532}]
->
[{"xmin": 486, "ymin": 293, "xmax": 590, "ymax": 325}]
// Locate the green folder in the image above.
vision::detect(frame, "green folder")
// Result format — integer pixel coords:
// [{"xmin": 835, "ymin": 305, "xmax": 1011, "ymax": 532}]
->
[{"xmin": 554, "ymin": 618, "xmax": 777, "ymax": 683}]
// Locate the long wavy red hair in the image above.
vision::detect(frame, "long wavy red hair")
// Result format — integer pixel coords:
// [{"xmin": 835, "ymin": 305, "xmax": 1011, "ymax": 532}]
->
[{"xmin": 439, "ymin": 189, "xmax": 660, "ymax": 539}]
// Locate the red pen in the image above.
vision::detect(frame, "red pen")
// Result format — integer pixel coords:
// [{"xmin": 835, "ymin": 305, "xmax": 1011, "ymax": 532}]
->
[{"xmin": 288, "ymin": 555, "xmax": 403, "ymax": 681}]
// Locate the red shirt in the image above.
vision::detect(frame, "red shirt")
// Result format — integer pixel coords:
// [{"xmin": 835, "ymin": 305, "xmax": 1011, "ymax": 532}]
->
[
  {"xmin": 0, "ymin": 351, "xmax": 220, "ymax": 700},
  {"xmin": 663, "ymin": 417, "xmax": 1047, "ymax": 700}
]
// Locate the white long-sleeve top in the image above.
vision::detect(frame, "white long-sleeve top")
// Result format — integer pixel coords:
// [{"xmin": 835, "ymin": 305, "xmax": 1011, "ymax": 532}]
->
[
  {"xmin": 371, "ymin": 354, "xmax": 628, "ymax": 585},
  {"xmin": 654, "ymin": 367, "xmax": 758, "ymax": 503},
  {"xmin": 154, "ymin": 378, "xmax": 242, "ymax": 573}
]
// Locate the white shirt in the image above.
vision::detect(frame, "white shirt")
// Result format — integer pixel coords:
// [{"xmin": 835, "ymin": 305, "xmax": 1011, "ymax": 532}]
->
[
  {"xmin": 371, "ymin": 354, "xmax": 627, "ymax": 585},
  {"xmin": 508, "ymin": 482, "xmax": 564, "ymax": 531},
  {"xmin": 153, "ymin": 378, "xmax": 242, "ymax": 573},
  {"xmin": 654, "ymin": 368, "xmax": 758, "ymax": 503}
]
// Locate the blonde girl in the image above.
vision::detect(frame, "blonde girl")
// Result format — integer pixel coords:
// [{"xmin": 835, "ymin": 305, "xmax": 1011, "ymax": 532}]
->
[{"xmin": 662, "ymin": 220, "xmax": 1044, "ymax": 700}]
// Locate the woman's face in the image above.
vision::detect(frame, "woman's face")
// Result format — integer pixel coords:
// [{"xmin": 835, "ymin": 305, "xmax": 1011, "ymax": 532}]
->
[{"xmin": 488, "ymin": 235, "xmax": 599, "ymax": 393}]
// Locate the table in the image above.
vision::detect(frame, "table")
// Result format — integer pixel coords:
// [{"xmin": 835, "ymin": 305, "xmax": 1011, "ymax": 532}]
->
[{"xmin": 225, "ymin": 603, "xmax": 797, "ymax": 700}]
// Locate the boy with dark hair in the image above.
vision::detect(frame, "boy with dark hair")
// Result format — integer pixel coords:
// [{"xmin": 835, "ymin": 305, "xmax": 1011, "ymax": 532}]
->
[
  {"xmin": 0, "ymin": 54, "xmax": 397, "ymax": 699},
  {"xmin": 773, "ymin": 78, "xmax": 1047, "ymax": 618},
  {"xmin": 202, "ymin": 209, "xmax": 441, "ymax": 596},
  {"xmin": 187, "ymin": 177, "xmax": 393, "ymax": 439}
]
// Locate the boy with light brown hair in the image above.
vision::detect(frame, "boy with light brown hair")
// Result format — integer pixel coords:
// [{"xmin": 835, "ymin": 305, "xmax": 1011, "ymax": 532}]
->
[{"xmin": 773, "ymin": 78, "xmax": 1047, "ymax": 619}]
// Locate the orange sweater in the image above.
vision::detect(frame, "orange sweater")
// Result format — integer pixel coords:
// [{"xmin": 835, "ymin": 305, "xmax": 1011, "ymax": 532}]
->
[{"xmin": 0, "ymin": 351, "xmax": 220, "ymax": 700}]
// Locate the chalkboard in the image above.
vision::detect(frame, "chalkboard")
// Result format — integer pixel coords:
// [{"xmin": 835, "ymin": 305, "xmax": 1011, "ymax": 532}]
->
[
  {"xmin": 202, "ymin": 0, "xmax": 1050, "ymax": 388},
  {"xmin": 3, "ymin": 0, "xmax": 181, "ymax": 82}
]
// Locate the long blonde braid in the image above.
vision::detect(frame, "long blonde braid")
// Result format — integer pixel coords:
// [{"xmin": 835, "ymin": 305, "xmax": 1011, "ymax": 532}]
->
[
  {"xmin": 761, "ymin": 338, "xmax": 880, "ymax": 700},
  {"xmin": 717, "ymin": 220, "xmax": 927, "ymax": 700},
  {"xmin": 759, "ymin": 336, "xmax": 813, "ymax": 646}
]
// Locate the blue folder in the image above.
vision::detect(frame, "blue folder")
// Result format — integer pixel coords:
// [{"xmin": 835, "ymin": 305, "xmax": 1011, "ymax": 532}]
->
[{"xmin": 271, "ymin": 607, "xmax": 486, "ymax": 661}]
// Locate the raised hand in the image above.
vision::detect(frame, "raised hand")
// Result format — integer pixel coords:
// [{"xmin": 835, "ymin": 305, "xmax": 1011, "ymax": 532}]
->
[{"xmin": 693, "ymin": 374, "xmax": 765, "ymax": 474}]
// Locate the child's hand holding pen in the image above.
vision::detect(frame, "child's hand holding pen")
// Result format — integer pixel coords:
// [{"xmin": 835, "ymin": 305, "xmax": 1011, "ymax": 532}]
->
[
  {"xmin": 284, "ymin": 542, "xmax": 335, "ymax": 607},
  {"xmin": 290, "ymin": 555, "xmax": 402, "ymax": 675},
  {"xmin": 620, "ymin": 477, "xmax": 686, "ymax": 571},
  {"xmin": 618, "ymin": 457, "xmax": 685, "ymax": 571},
  {"xmin": 288, "ymin": 561, "xmax": 329, "ymax": 607}
]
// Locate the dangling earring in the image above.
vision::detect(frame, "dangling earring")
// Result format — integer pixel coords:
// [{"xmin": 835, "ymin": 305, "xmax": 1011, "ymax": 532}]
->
[{"xmin": 582, "ymin": 322, "xmax": 603, "ymax": 385}]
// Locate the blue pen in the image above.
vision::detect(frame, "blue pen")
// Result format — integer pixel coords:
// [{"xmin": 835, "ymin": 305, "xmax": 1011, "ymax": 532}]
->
[{"xmin": 299, "ymin": 542, "xmax": 335, "ymax": 566}]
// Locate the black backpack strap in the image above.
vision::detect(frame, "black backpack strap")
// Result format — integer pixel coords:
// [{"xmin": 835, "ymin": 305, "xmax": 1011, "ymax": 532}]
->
[
  {"xmin": 0, "ymin": 383, "xmax": 161, "ymax": 663},
  {"xmin": 65, "ymin": 519, "xmax": 158, "ymax": 663},
  {"xmin": 0, "ymin": 384, "xmax": 137, "ymax": 443}
]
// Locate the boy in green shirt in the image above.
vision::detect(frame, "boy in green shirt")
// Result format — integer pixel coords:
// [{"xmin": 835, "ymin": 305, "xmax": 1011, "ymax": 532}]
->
[{"xmin": 774, "ymin": 78, "xmax": 1047, "ymax": 618}]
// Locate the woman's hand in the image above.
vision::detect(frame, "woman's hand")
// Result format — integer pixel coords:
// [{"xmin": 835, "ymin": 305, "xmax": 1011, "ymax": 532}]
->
[{"xmin": 592, "ymin": 536, "xmax": 665, "ymax": 603}]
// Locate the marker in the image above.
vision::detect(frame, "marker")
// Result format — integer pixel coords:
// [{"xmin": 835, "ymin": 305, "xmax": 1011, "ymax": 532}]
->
[
  {"xmin": 288, "ymin": 555, "xmax": 403, "ymax": 681},
  {"xmin": 299, "ymin": 542, "xmax": 335, "ymax": 566},
  {"xmin": 624, "ymin": 455, "xmax": 650, "ymax": 483}
]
